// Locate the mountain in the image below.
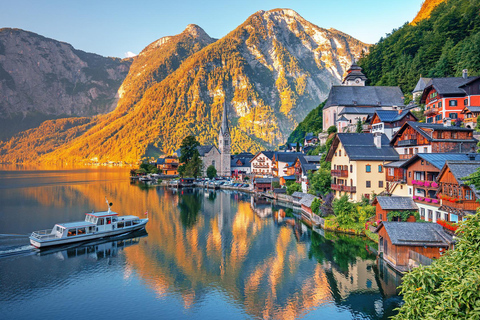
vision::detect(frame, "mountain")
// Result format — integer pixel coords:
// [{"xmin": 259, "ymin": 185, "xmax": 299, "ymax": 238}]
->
[
  {"xmin": 39, "ymin": 9, "xmax": 368, "ymax": 164},
  {"xmin": 359, "ymin": 0, "xmax": 480, "ymax": 97},
  {"xmin": 411, "ymin": 0, "xmax": 445, "ymax": 25},
  {"xmin": 0, "ymin": 28, "xmax": 131, "ymax": 140}
]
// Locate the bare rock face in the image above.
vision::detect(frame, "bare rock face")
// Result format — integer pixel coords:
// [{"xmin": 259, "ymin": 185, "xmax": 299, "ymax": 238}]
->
[{"xmin": 0, "ymin": 28, "xmax": 130, "ymax": 138}]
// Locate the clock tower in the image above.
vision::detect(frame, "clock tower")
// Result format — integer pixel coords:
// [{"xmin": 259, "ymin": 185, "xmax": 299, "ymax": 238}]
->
[{"xmin": 218, "ymin": 103, "xmax": 231, "ymax": 177}]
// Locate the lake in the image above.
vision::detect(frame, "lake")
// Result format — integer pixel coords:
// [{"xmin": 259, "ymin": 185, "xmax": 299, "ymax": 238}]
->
[{"xmin": 0, "ymin": 167, "xmax": 402, "ymax": 319}]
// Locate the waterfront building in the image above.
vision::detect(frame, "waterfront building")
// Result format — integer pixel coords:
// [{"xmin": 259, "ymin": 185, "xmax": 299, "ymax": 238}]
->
[
  {"xmin": 250, "ymin": 151, "xmax": 275, "ymax": 176},
  {"xmin": 253, "ymin": 177, "xmax": 279, "ymax": 192},
  {"xmin": 421, "ymin": 71, "xmax": 480, "ymax": 124},
  {"xmin": 271, "ymin": 152, "xmax": 304, "ymax": 178},
  {"xmin": 326, "ymin": 133, "xmax": 399, "ymax": 202},
  {"xmin": 197, "ymin": 145, "xmax": 221, "ymax": 176},
  {"xmin": 231, "ymin": 153, "xmax": 254, "ymax": 177},
  {"xmin": 156, "ymin": 156, "xmax": 179, "ymax": 175},
  {"xmin": 376, "ymin": 222, "xmax": 455, "ymax": 273},
  {"xmin": 390, "ymin": 121, "xmax": 477, "ymax": 160},
  {"xmin": 369, "ymin": 110, "xmax": 417, "ymax": 140}
]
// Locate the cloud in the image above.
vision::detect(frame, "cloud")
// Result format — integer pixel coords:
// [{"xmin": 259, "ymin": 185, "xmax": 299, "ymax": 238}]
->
[{"xmin": 124, "ymin": 51, "xmax": 137, "ymax": 58}]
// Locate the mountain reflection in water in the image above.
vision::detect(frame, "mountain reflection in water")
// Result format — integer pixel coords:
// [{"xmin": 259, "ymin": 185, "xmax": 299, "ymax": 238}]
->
[{"xmin": 0, "ymin": 168, "xmax": 402, "ymax": 319}]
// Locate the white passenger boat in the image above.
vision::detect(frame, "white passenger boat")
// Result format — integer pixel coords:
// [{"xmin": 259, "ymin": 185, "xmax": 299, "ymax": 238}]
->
[{"xmin": 30, "ymin": 200, "xmax": 148, "ymax": 248}]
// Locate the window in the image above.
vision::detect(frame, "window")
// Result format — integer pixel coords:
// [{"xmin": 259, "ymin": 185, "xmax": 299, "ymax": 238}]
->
[
  {"xmin": 366, "ymin": 181, "xmax": 371, "ymax": 188},
  {"xmin": 388, "ymin": 168, "xmax": 394, "ymax": 176},
  {"xmin": 106, "ymin": 217, "xmax": 111, "ymax": 224},
  {"xmin": 427, "ymin": 117, "xmax": 433, "ymax": 123},
  {"xmin": 449, "ymin": 113, "xmax": 458, "ymax": 119},
  {"xmin": 378, "ymin": 165, "xmax": 383, "ymax": 173},
  {"xmin": 424, "ymin": 147, "xmax": 428, "ymax": 153},
  {"xmin": 420, "ymin": 208, "xmax": 425, "ymax": 219},
  {"xmin": 404, "ymin": 148, "xmax": 407, "ymax": 154},
  {"xmin": 449, "ymin": 100, "xmax": 457, "ymax": 107},
  {"xmin": 414, "ymin": 148, "xmax": 418, "ymax": 154},
  {"xmin": 126, "ymin": 221, "xmax": 132, "ymax": 227},
  {"xmin": 421, "ymin": 160, "xmax": 424, "ymax": 165},
  {"xmin": 409, "ymin": 187, "xmax": 412, "ymax": 195},
  {"xmin": 339, "ymin": 150, "xmax": 341, "ymax": 156},
  {"xmin": 465, "ymin": 190, "xmax": 473, "ymax": 200},
  {"xmin": 379, "ymin": 181, "xmax": 384, "ymax": 188},
  {"xmin": 366, "ymin": 165, "xmax": 371, "ymax": 173},
  {"xmin": 464, "ymin": 99, "xmax": 468, "ymax": 106},
  {"xmin": 428, "ymin": 210, "xmax": 433, "ymax": 221},
  {"xmin": 435, "ymin": 114, "xmax": 442, "ymax": 121},
  {"xmin": 408, "ymin": 171, "xmax": 411, "ymax": 178},
  {"xmin": 77, "ymin": 227, "xmax": 86, "ymax": 235},
  {"xmin": 98, "ymin": 218, "xmax": 105, "ymax": 226},
  {"xmin": 350, "ymin": 165, "xmax": 353, "ymax": 173},
  {"xmin": 438, "ymin": 101, "xmax": 442, "ymax": 108},
  {"xmin": 436, "ymin": 211, "xmax": 441, "ymax": 221},
  {"xmin": 67, "ymin": 229, "xmax": 77, "ymax": 237}
]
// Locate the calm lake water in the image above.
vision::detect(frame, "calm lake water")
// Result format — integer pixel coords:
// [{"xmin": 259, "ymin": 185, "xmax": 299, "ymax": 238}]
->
[{"xmin": 0, "ymin": 167, "xmax": 403, "ymax": 319}]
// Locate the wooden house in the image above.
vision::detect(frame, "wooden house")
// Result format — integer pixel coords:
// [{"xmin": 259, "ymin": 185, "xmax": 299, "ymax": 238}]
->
[
  {"xmin": 436, "ymin": 159, "xmax": 480, "ymax": 222},
  {"xmin": 376, "ymin": 222, "xmax": 455, "ymax": 273},
  {"xmin": 372, "ymin": 196, "xmax": 418, "ymax": 222},
  {"xmin": 370, "ymin": 110, "xmax": 417, "ymax": 140},
  {"xmin": 460, "ymin": 106, "xmax": 480, "ymax": 129},
  {"xmin": 253, "ymin": 177, "xmax": 279, "ymax": 192},
  {"xmin": 390, "ymin": 121, "xmax": 477, "ymax": 160},
  {"xmin": 156, "ymin": 156, "xmax": 179, "ymax": 176}
]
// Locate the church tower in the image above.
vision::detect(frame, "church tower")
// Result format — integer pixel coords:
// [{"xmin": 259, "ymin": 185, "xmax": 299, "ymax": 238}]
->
[
  {"xmin": 342, "ymin": 61, "xmax": 367, "ymax": 86},
  {"xmin": 218, "ymin": 102, "xmax": 231, "ymax": 177}
]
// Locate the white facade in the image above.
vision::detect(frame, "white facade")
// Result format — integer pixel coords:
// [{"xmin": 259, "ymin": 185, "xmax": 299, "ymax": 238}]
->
[{"xmin": 251, "ymin": 153, "xmax": 273, "ymax": 176}]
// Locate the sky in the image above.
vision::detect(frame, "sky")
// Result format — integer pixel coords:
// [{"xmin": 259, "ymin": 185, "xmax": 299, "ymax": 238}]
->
[{"xmin": 1, "ymin": 0, "xmax": 423, "ymax": 58}]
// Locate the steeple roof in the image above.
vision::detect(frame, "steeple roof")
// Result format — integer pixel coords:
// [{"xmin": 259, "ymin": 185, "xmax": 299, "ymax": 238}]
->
[
  {"xmin": 220, "ymin": 103, "xmax": 230, "ymax": 135},
  {"xmin": 342, "ymin": 61, "xmax": 367, "ymax": 84}
]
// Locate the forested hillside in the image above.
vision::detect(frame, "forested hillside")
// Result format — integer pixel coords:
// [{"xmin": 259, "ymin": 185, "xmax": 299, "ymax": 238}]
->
[
  {"xmin": 359, "ymin": 0, "xmax": 480, "ymax": 97},
  {"xmin": 286, "ymin": 102, "xmax": 324, "ymax": 144}
]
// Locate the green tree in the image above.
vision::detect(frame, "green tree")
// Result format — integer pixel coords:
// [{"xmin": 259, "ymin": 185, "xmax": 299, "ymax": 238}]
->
[
  {"xmin": 206, "ymin": 165, "xmax": 217, "ymax": 179},
  {"xmin": 394, "ymin": 208, "xmax": 480, "ymax": 319},
  {"xmin": 355, "ymin": 119, "xmax": 363, "ymax": 133},
  {"xmin": 332, "ymin": 195, "xmax": 357, "ymax": 225},
  {"xmin": 178, "ymin": 136, "xmax": 202, "ymax": 178},
  {"xmin": 327, "ymin": 126, "xmax": 337, "ymax": 135},
  {"xmin": 310, "ymin": 197, "xmax": 321, "ymax": 215},
  {"xmin": 286, "ymin": 182, "xmax": 302, "ymax": 195},
  {"xmin": 308, "ymin": 168, "xmax": 331, "ymax": 196}
]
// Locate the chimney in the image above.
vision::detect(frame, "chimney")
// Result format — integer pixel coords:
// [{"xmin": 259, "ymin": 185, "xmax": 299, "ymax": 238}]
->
[
  {"xmin": 467, "ymin": 153, "xmax": 476, "ymax": 161},
  {"xmin": 398, "ymin": 109, "xmax": 402, "ymax": 115},
  {"xmin": 374, "ymin": 132, "xmax": 382, "ymax": 149},
  {"xmin": 463, "ymin": 69, "xmax": 468, "ymax": 79}
]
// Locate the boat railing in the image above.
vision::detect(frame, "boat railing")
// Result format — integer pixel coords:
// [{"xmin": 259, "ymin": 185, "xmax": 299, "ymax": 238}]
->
[{"xmin": 31, "ymin": 229, "xmax": 57, "ymax": 240}]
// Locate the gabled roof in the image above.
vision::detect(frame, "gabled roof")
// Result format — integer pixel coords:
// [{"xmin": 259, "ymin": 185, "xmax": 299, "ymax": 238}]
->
[
  {"xmin": 412, "ymin": 77, "xmax": 431, "ymax": 94},
  {"xmin": 299, "ymin": 194, "xmax": 317, "ymax": 207},
  {"xmin": 231, "ymin": 158, "xmax": 250, "ymax": 168},
  {"xmin": 282, "ymin": 175, "xmax": 296, "ymax": 180},
  {"xmin": 324, "ymin": 86, "xmax": 405, "ymax": 109},
  {"xmin": 401, "ymin": 153, "xmax": 480, "ymax": 170},
  {"xmin": 390, "ymin": 121, "xmax": 475, "ymax": 145},
  {"xmin": 250, "ymin": 151, "xmax": 275, "ymax": 162},
  {"xmin": 197, "ymin": 145, "xmax": 218, "ymax": 156},
  {"xmin": 292, "ymin": 191, "xmax": 309, "ymax": 199},
  {"xmin": 425, "ymin": 77, "xmax": 475, "ymax": 95},
  {"xmin": 373, "ymin": 196, "xmax": 418, "ymax": 210},
  {"xmin": 378, "ymin": 222, "xmax": 454, "ymax": 247},
  {"xmin": 461, "ymin": 106, "xmax": 480, "ymax": 114},
  {"xmin": 438, "ymin": 160, "xmax": 480, "ymax": 197},
  {"xmin": 326, "ymin": 133, "xmax": 399, "ymax": 162},
  {"xmin": 304, "ymin": 155, "xmax": 321, "ymax": 163},
  {"xmin": 373, "ymin": 110, "xmax": 417, "ymax": 123},
  {"xmin": 304, "ymin": 132, "xmax": 315, "ymax": 140},
  {"xmin": 384, "ymin": 160, "xmax": 408, "ymax": 168},
  {"xmin": 255, "ymin": 177, "xmax": 279, "ymax": 184},
  {"xmin": 156, "ymin": 158, "xmax": 166, "ymax": 165},
  {"xmin": 274, "ymin": 152, "xmax": 304, "ymax": 163},
  {"xmin": 338, "ymin": 106, "xmax": 384, "ymax": 116},
  {"xmin": 337, "ymin": 115, "xmax": 349, "ymax": 122}
]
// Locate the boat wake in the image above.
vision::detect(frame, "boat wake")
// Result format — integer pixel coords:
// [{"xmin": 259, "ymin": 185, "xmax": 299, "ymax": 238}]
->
[{"xmin": 0, "ymin": 244, "xmax": 37, "ymax": 259}]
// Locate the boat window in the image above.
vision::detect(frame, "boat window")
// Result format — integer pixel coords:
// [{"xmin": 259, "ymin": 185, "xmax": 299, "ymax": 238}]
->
[
  {"xmin": 55, "ymin": 226, "xmax": 63, "ymax": 233},
  {"xmin": 77, "ymin": 227, "xmax": 86, "ymax": 235},
  {"xmin": 106, "ymin": 217, "xmax": 111, "ymax": 224},
  {"xmin": 67, "ymin": 229, "xmax": 77, "ymax": 237},
  {"xmin": 117, "ymin": 221, "xmax": 124, "ymax": 228},
  {"xmin": 112, "ymin": 217, "xmax": 118, "ymax": 222},
  {"xmin": 98, "ymin": 218, "xmax": 105, "ymax": 226},
  {"xmin": 87, "ymin": 226, "xmax": 95, "ymax": 233},
  {"xmin": 125, "ymin": 221, "xmax": 132, "ymax": 227}
]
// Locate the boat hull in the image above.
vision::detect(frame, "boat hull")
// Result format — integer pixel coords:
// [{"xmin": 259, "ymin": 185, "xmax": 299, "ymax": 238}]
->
[{"xmin": 30, "ymin": 219, "xmax": 148, "ymax": 248}]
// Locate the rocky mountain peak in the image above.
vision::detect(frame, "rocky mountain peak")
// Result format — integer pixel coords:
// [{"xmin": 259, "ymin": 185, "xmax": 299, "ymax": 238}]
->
[{"xmin": 184, "ymin": 24, "xmax": 211, "ymax": 40}]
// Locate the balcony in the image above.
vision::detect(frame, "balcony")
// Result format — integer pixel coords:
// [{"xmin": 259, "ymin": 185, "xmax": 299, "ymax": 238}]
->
[
  {"xmin": 424, "ymin": 108, "xmax": 439, "ymax": 117},
  {"xmin": 411, "ymin": 180, "xmax": 439, "ymax": 189},
  {"xmin": 464, "ymin": 116, "xmax": 477, "ymax": 123},
  {"xmin": 331, "ymin": 169, "xmax": 348, "ymax": 177},
  {"xmin": 413, "ymin": 196, "xmax": 440, "ymax": 206},
  {"xmin": 398, "ymin": 139, "xmax": 418, "ymax": 147},
  {"xmin": 331, "ymin": 184, "xmax": 343, "ymax": 191},
  {"xmin": 438, "ymin": 195, "xmax": 479, "ymax": 211},
  {"xmin": 343, "ymin": 185, "xmax": 357, "ymax": 193}
]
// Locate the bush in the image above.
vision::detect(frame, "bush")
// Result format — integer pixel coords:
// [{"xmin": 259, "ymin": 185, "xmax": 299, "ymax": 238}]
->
[
  {"xmin": 286, "ymin": 182, "xmax": 302, "ymax": 195},
  {"xmin": 206, "ymin": 165, "xmax": 217, "ymax": 179}
]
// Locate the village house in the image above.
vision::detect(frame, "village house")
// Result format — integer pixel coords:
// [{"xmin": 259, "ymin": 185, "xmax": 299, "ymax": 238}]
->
[
  {"xmin": 290, "ymin": 155, "xmax": 320, "ymax": 193},
  {"xmin": 372, "ymin": 196, "xmax": 418, "ymax": 222},
  {"xmin": 398, "ymin": 153, "xmax": 480, "ymax": 222},
  {"xmin": 231, "ymin": 153, "xmax": 254, "ymax": 178},
  {"xmin": 376, "ymin": 222, "xmax": 455, "ymax": 273},
  {"xmin": 156, "ymin": 156, "xmax": 179, "ymax": 175},
  {"xmin": 412, "ymin": 77, "xmax": 431, "ymax": 101},
  {"xmin": 250, "ymin": 151, "xmax": 275, "ymax": 176},
  {"xmin": 421, "ymin": 71, "xmax": 480, "ymax": 124},
  {"xmin": 304, "ymin": 132, "xmax": 318, "ymax": 146},
  {"xmin": 253, "ymin": 177, "xmax": 279, "ymax": 193},
  {"xmin": 326, "ymin": 133, "xmax": 399, "ymax": 202},
  {"xmin": 384, "ymin": 160, "xmax": 409, "ymax": 196},
  {"xmin": 196, "ymin": 145, "xmax": 221, "ymax": 176},
  {"xmin": 436, "ymin": 159, "xmax": 480, "ymax": 223},
  {"xmin": 322, "ymin": 62, "xmax": 405, "ymax": 131},
  {"xmin": 271, "ymin": 152, "xmax": 304, "ymax": 178},
  {"xmin": 390, "ymin": 121, "xmax": 477, "ymax": 160},
  {"xmin": 369, "ymin": 110, "xmax": 418, "ymax": 140},
  {"xmin": 460, "ymin": 105, "xmax": 480, "ymax": 129}
]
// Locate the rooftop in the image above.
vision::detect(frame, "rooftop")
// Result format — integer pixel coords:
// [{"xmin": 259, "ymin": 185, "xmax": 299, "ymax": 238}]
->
[
  {"xmin": 379, "ymin": 222, "xmax": 454, "ymax": 247},
  {"xmin": 374, "ymin": 110, "xmax": 417, "ymax": 123},
  {"xmin": 298, "ymin": 194, "xmax": 317, "ymax": 207},
  {"xmin": 374, "ymin": 196, "xmax": 418, "ymax": 210},
  {"xmin": 324, "ymin": 86, "xmax": 405, "ymax": 109},
  {"xmin": 327, "ymin": 133, "xmax": 399, "ymax": 161},
  {"xmin": 402, "ymin": 153, "xmax": 480, "ymax": 170}
]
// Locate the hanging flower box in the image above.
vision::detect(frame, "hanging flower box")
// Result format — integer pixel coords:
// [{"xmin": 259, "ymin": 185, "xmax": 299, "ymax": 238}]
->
[
  {"xmin": 424, "ymin": 181, "xmax": 431, "ymax": 187},
  {"xmin": 418, "ymin": 197, "xmax": 425, "ymax": 201},
  {"xmin": 432, "ymin": 199, "xmax": 439, "ymax": 204},
  {"xmin": 412, "ymin": 180, "xmax": 417, "ymax": 185},
  {"xmin": 417, "ymin": 181, "xmax": 424, "ymax": 186},
  {"xmin": 413, "ymin": 196, "xmax": 418, "ymax": 200},
  {"xmin": 432, "ymin": 182, "xmax": 438, "ymax": 188},
  {"xmin": 425, "ymin": 198, "xmax": 432, "ymax": 203}
]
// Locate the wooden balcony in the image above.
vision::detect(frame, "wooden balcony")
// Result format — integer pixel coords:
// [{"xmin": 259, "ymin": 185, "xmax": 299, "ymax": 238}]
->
[
  {"xmin": 440, "ymin": 199, "xmax": 479, "ymax": 211},
  {"xmin": 413, "ymin": 196, "xmax": 440, "ymax": 207},
  {"xmin": 343, "ymin": 185, "xmax": 356, "ymax": 193},
  {"xmin": 331, "ymin": 169, "xmax": 348, "ymax": 177},
  {"xmin": 331, "ymin": 184, "xmax": 343, "ymax": 191},
  {"xmin": 424, "ymin": 108, "xmax": 439, "ymax": 117},
  {"xmin": 464, "ymin": 116, "xmax": 477, "ymax": 123},
  {"xmin": 411, "ymin": 180, "xmax": 439, "ymax": 189},
  {"xmin": 398, "ymin": 139, "xmax": 418, "ymax": 147}
]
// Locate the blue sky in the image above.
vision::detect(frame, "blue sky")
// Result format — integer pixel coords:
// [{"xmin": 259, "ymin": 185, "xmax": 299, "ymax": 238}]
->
[{"xmin": 1, "ymin": 0, "xmax": 423, "ymax": 58}]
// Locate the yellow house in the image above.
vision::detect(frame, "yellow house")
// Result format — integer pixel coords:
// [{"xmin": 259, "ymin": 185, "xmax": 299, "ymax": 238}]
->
[{"xmin": 326, "ymin": 133, "xmax": 400, "ymax": 202}]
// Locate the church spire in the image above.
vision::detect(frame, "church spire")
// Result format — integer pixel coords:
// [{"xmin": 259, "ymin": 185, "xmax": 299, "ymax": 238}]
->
[{"xmin": 220, "ymin": 102, "xmax": 229, "ymax": 135}]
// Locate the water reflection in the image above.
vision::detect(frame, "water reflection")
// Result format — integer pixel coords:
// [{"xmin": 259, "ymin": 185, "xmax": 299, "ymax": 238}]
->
[{"xmin": 0, "ymin": 168, "xmax": 403, "ymax": 319}]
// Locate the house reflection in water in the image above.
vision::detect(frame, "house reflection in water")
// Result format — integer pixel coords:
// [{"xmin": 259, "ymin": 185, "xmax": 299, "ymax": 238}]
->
[{"xmin": 124, "ymin": 189, "xmax": 402, "ymax": 319}]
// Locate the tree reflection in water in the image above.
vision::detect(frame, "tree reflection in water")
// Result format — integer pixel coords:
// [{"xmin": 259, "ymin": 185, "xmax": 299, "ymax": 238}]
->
[{"xmin": 178, "ymin": 188, "xmax": 202, "ymax": 228}]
